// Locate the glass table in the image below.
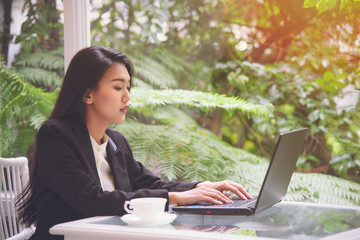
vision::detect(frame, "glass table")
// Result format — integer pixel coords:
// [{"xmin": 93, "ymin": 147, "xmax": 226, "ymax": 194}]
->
[{"xmin": 50, "ymin": 201, "xmax": 360, "ymax": 240}]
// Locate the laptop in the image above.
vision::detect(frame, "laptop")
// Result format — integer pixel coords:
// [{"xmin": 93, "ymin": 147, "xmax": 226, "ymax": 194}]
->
[{"xmin": 172, "ymin": 128, "xmax": 308, "ymax": 216}]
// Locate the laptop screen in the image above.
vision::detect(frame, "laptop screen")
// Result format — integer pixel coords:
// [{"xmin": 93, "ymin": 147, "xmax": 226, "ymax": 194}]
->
[{"xmin": 254, "ymin": 128, "xmax": 308, "ymax": 214}]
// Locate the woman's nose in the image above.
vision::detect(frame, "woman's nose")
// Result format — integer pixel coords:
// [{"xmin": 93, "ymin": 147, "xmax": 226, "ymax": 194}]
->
[{"xmin": 123, "ymin": 88, "xmax": 131, "ymax": 102}]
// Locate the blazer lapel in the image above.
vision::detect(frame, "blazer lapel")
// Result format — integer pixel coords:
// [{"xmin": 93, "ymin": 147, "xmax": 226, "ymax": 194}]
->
[
  {"xmin": 106, "ymin": 133, "xmax": 132, "ymax": 192},
  {"xmin": 70, "ymin": 117, "xmax": 101, "ymax": 186}
]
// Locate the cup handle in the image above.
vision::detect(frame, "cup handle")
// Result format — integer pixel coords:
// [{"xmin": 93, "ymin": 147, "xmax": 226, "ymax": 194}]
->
[{"xmin": 124, "ymin": 200, "xmax": 133, "ymax": 214}]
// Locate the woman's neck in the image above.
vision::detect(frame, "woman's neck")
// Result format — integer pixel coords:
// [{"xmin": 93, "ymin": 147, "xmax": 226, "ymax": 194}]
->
[{"xmin": 85, "ymin": 118, "xmax": 108, "ymax": 145}]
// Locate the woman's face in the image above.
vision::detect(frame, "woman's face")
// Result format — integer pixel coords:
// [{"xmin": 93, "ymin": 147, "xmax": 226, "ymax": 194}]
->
[{"xmin": 85, "ymin": 63, "xmax": 131, "ymax": 126}]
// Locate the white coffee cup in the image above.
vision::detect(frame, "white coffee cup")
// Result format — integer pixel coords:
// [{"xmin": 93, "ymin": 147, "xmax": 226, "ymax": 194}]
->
[{"xmin": 123, "ymin": 197, "xmax": 167, "ymax": 220}]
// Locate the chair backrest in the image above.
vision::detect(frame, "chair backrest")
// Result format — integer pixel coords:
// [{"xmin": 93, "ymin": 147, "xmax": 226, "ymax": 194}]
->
[{"xmin": 0, "ymin": 157, "xmax": 30, "ymax": 239}]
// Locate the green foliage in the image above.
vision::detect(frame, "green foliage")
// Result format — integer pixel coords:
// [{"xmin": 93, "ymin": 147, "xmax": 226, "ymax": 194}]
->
[
  {"xmin": 0, "ymin": 62, "xmax": 56, "ymax": 157},
  {"xmin": 15, "ymin": 0, "xmax": 62, "ymax": 53},
  {"xmin": 114, "ymin": 108, "xmax": 360, "ymax": 206},
  {"xmin": 92, "ymin": 42, "xmax": 191, "ymax": 90},
  {"xmin": 2, "ymin": 0, "xmax": 64, "ymax": 157},
  {"xmin": 129, "ymin": 48, "xmax": 193, "ymax": 89},
  {"xmin": 12, "ymin": 47, "xmax": 64, "ymax": 89},
  {"xmin": 129, "ymin": 53, "xmax": 178, "ymax": 89},
  {"xmin": 0, "ymin": 60, "xmax": 273, "ymax": 159},
  {"xmin": 4, "ymin": 0, "xmax": 359, "ymax": 208},
  {"xmin": 290, "ymin": 173, "xmax": 360, "ymax": 206},
  {"xmin": 303, "ymin": 0, "xmax": 339, "ymax": 14},
  {"xmin": 303, "ymin": 0, "xmax": 360, "ymax": 14},
  {"xmin": 130, "ymin": 87, "xmax": 273, "ymax": 118},
  {"xmin": 112, "ymin": 114, "xmax": 266, "ymax": 191},
  {"xmin": 210, "ymin": 58, "xmax": 360, "ymax": 183}
]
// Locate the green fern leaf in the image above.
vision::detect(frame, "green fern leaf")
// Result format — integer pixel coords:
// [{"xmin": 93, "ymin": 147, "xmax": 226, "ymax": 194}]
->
[
  {"xmin": 0, "ymin": 63, "xmax": 56, "ymax": 157},
  {"xmin": 16, "ymin": 67, "xmax": 63, "ymax": 88},
  {"xmin": 14, "ymin": 49, "xmax": 64, "ymax": 70},
  {"xmin": 130, "ymin": 87, "xmax": 274, "ymax": 119},
  {"xmin": 130, "ymin": 55, "xmax": 178, "ymax": 89}
]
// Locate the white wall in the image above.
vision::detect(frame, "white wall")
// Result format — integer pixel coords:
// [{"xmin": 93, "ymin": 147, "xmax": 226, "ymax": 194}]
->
[{"xmin": 6, "ymin": 0, "xmax": 26, "ymax": 67}]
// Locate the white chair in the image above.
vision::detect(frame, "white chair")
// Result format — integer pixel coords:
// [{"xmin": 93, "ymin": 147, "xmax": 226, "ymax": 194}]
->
[{"xmin": 0, "ymin": 157, "xmax": 35, "ymax": 240}]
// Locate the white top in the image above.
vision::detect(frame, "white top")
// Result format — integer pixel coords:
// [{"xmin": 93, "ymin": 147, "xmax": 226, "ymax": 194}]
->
[{"xmin": 89, "ymin": 134, "xmax": 115, "ymax": 191}]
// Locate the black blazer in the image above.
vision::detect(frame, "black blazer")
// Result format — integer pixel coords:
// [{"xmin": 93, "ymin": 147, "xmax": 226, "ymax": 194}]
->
[{"xmin": 30, "ymin": 117, "xmax": 197, "ymax": 240}]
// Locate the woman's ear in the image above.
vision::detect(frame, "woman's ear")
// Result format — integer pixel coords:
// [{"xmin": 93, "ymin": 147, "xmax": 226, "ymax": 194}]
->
[{"xmin": 83, "ymin": 89, "xmax": 93, "ymax": 104}]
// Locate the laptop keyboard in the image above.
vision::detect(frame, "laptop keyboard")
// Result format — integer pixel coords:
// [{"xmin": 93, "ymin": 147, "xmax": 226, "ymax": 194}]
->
[{"xmin": 199, "ymin": 196, "xmax": 257, "ymax": 208}]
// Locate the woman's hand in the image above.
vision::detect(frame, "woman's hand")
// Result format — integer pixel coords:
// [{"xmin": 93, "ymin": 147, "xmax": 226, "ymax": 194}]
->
[
  {"xmin": 169, "ymin": 180, "xmax": 252, "ymax": 206},
  {"xmin": 196, "ymin": 180, "xmax": 253, "ymax": 200}
]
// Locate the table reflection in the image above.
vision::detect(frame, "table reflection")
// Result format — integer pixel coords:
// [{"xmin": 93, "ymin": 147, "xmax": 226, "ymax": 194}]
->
[{"xmin": 92, "ymin": 202, "xmax": 360, "ymax": 240}]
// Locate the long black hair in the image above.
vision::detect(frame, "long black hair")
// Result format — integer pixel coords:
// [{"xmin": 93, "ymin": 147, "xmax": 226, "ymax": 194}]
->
[{"xmin": 17, "ymin": 46, "xmax": 134, "ymax": 226}]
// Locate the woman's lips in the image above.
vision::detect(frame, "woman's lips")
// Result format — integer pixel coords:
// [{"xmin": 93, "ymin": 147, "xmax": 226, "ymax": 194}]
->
[{"xmin": 120, "ymin": 105, "xmax": 128, "ymax": 113}]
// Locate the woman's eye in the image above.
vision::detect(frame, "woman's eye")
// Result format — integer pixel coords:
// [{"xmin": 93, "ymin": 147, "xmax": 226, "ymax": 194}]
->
[{"xmin": 115, "ymin": 87, "xmax": 122, "ymax": 91}]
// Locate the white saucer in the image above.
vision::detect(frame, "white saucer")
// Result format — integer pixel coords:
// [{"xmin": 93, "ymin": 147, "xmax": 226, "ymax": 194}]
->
[{"xmin": 121, "ymin": 212, "xmax": 177, "ymax": 227}]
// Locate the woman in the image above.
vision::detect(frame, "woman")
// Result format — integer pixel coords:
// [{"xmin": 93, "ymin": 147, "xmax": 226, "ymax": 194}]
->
[{"xmin": 17, "ymin": 46, "xmax": 252, "ymax": 240}]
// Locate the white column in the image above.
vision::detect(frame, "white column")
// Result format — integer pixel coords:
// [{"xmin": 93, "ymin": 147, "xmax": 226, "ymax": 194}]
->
[{"xmin": 63, "ymin": 0, "xmax": 90, "ymax": 72}]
